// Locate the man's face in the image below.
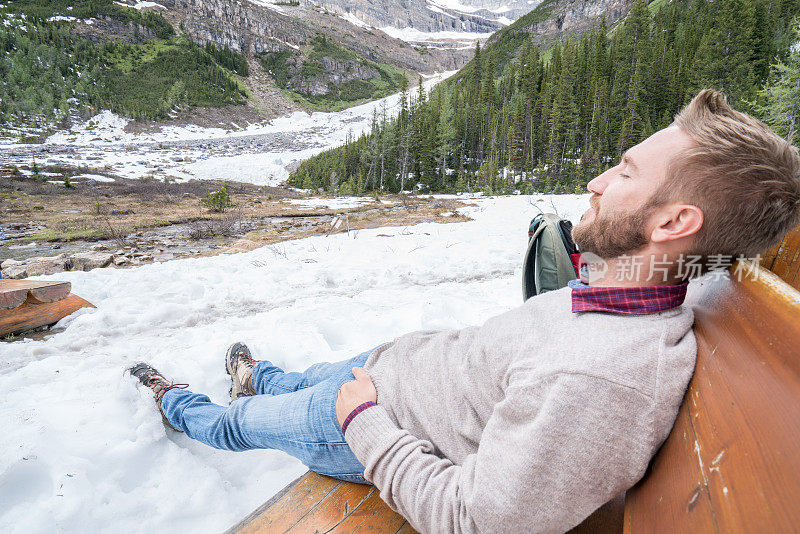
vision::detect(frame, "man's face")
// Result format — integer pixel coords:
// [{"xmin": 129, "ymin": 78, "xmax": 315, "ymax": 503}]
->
[{"xmin": 573, "ymin": 126, "xmax": 695, "ymax": 260}]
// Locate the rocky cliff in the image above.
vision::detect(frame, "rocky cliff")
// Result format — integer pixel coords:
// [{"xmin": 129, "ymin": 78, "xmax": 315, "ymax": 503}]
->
[
  {"xmin": 490, "ymin": 0, "xmax": 633, "ymax": 47},
  {"xmin": 315, "ymin": 0, "xmax": 505, "ymax": 35},
  {"xmin": 174, "ymin": 0, "xmax": 470, "ymax": 73}
]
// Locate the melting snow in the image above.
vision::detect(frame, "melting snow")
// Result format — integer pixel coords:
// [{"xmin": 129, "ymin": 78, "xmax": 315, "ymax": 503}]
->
[{"xmin": 32, "ymin": 73, "xmax": 455, "ymax": 186}]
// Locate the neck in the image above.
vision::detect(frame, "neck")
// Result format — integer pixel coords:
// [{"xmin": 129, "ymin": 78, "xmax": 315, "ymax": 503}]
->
[{"xmin": 582, "ymin": 255, "xmax": 682, "ymax": 287}]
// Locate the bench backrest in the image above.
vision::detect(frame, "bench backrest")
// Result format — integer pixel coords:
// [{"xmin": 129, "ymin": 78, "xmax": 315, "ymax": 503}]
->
[
  {"xmin": 762, "ymin": 224, "xmax": 800, "ymax": 291},
  {"xmin": 623, "ymin": 260, "xmax": 800, "ymax": 531}
]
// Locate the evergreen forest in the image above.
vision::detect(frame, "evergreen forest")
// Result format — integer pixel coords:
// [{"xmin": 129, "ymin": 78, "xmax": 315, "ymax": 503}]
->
[
  {"xmin": 291, "ymin": 0, "xmax": 800, "ymax": 195},
  {"xmin": 0, "ymin": 0, "xmax": 248, "ymax": 134}
]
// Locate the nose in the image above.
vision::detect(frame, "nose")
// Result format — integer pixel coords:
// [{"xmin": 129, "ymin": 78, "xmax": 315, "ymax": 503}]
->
[{"xmin": 586, "ymin": 170, "xmax": 608, "ymax": 195}]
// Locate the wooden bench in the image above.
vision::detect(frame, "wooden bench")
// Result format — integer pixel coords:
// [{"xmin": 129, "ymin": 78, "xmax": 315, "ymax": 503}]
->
[
  {"xmin": 227, "ymin": 229, "xmax": 800, "ymax": 533},
  {"xmin": 0, "ymin": 280, "xmax": 94, "ymax": 337}
]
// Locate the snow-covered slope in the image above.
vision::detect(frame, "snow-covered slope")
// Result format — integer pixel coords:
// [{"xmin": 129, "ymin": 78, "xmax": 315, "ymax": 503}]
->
[
  {"xmin": 0, "ymin": 73, "xmax": 454, "ymax": 186},
  {"xmin": 0, "ymin": 194, "xmax": 588, "ymax": 533},
  {"xmin": 317, "ymin": 0, "xmax": 541, "ymax": 46}
]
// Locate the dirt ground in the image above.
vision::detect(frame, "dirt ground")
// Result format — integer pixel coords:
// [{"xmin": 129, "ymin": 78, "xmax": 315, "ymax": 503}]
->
[{"xmin": 0, "ymin": 162, "xmax": 471, "ymax": 260}]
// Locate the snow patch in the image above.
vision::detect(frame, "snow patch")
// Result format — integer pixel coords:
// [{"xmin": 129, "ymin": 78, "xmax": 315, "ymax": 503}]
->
[
  {"xmin": 284, "ymin": 196, "xmax": 382, "ymax": 209},
  {"xmin": 37, "ymin": 72, "xmax": 455, "ymax": 186},
  {"xmin": 132, "ymin": 1, "xmax": 167, "ymax": 8},
  {"xmin": 246, "ymin": 0, "xmax": 287, "ymax": 14},
  {"xmin": 74, "ymin": 174, "xmax": 116, "ymax": 183},
  {"xmin": 338, "ymin": 11, "xmax": 371, "ymax": 28},
  {"xmin": 380, "ymin": 26, "xmax": 494, "ymax": 43}
]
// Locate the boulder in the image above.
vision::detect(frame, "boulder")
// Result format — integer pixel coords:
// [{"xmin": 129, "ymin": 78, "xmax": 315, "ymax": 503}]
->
[
  {"xmin": 1, "ymin": 263, "xmax": 28, "ymax": 279},
  {"xmin": 70, "ymin": 251, "xmax": 113, "ymax": 271},
  {"xmin": 1, "ymin": 254, "xmax": 71, "ymax": 278},
  {"xmin": 1, "ymin": 258, "xmax": 25, "ymax": 270},
  {"xmin": 25, "ymin": 254, "xmax": 71, "ymax": 276}
]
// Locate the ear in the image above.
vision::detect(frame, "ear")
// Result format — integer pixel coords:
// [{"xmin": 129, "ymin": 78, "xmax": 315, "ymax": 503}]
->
[{"xmin": 650, "ymin": 204, "xmax": 703, "ymax": 243}]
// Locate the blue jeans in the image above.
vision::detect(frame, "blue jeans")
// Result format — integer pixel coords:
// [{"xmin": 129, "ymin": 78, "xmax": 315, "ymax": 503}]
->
[{"xmin": 160, "ymin": 344, "xmax": 388, "ymax": 484}]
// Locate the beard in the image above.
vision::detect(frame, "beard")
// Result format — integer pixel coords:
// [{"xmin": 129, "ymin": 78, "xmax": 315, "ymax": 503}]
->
[{"xmin": 572, "ymin": 195, "xmax": 656, "ymax": 260}]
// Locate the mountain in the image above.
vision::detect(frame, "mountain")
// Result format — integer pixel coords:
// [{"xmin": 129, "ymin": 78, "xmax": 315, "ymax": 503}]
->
[
  {"xmin": 174, "ymin": 0, "xmax": 468, "ymax": 71},
  {"xmin": 310, "ymin": 0, "xmax": 528, "ymax": 44},
  {"xmin": 174, "ymin": 0, "xmax": 473, "ymax": 110},
  {"xmin": 0, "ymin": 0, "xmax": 473, "ymax": 138}
]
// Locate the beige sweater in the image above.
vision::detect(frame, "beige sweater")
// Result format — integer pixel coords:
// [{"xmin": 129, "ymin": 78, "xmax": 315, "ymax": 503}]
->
[{"xmin": 343, "ymin": 286, "xmax": 696, "ymax": 534}]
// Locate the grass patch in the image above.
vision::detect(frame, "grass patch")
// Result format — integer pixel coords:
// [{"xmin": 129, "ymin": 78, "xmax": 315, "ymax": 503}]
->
[
  {"xmin": 11, "ymin": 227, "xmax": 109, "ymax": 244},
  {"xmin": 136, "ymin": 218, "xmax": 172, "ymax": 228}
]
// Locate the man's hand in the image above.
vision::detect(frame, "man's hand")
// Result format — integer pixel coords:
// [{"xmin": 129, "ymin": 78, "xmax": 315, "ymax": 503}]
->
[{"xmin": 336, "ymin": 367, "xmax": 377, "ymax": 427}]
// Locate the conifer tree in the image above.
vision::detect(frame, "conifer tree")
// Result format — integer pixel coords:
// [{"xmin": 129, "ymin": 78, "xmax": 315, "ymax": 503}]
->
[
  {"xmin": 690, "ymin": 0, "xmax": 756, "ymax": 104},
  {"xmin": 756, "ymin": 24, "xmax": 800, "ymax": 142}
]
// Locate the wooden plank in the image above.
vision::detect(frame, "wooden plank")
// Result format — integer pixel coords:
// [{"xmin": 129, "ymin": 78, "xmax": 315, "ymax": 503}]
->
[
  {"xmin": 624, "ymin": 264, "xmax": 800, "ymax": 532},
  {"xmin": 287, "ymin": 477, "xmax": 375, "ymax": 532},
  {"xmin": 0, "ymin": 280, "xmax": 71, "ymax": 305},
  {"xmin": 229, "ymin": 471, "xmax": 417, "ymax": 534},
  {"xmin": 0, "ymin": 293, "xmax": 94, "ymax": 336},
  {"xmin": 784, "ymin": 257, "xmax": 800, "ymax": 292},
  {"xmin": 763, "ymin": 225, "xmax": 800, "ymax": 281},
  {"xmin": 623, "ymin": 395, "xmax": 718, "ymax": 532},
  {"xmin": 230, "ymin": 473, "xmax": 342, "ymax": 534},
  {"xmin": 326, "ymin": 486, "xmax": 408, "ymax": 533},
  {"xmin": 0, "ymin": 286, "xmax": 28, "ymax": 310},
  {"xmin": 28, "ymin": 282, "xmax": 71, "ymax": 303}
]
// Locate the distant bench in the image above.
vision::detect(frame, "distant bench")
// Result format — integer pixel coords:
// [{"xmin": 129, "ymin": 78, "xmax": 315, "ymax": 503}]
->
[
  {"xmin": 0, "ymin": 280, "xmax": 94, "ymax": 337},
  {"xmin": 226, "ymin": 226, "xmax": 800, "ymax": 533}
]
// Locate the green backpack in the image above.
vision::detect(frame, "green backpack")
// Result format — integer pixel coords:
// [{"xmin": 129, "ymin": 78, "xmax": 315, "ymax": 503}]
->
[{"xmin": 522, "ymin": 213, "xmax": 579, "ymax": 301}]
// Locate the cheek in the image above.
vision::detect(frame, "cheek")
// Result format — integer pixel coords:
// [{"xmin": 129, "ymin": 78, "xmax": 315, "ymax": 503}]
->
[{"xmin": 603, "ymin": 182, "xmax": 643, "ymax": 212}]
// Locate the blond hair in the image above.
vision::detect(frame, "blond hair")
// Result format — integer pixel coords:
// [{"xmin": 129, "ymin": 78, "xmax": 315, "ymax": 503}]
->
[{"xmin": 658, "ymin": 89, "xmax": 800, "ymax": 260}]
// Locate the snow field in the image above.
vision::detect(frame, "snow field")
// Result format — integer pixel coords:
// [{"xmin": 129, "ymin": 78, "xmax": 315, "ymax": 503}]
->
[
  {"xmin": 38, "ymin": 73, "xmax": 456, "ymax": 186},
  {"xmin": 0, "ymin": 194, "xmax": 588, "ymax": 533}
]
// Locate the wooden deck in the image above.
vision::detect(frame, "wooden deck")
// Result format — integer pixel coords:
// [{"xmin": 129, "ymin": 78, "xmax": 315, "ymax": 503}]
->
[{"xmin": 225, "ymin": 472, "xmax": 417, "ymax": 534}]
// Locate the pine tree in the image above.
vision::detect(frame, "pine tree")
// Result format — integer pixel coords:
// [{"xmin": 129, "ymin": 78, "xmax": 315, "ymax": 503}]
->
[
  {"xmin": 690, "ymin": 0, "xmax": 756, "ymax": 104},
  {"xmin": 756, "ymin": 24, "xmax": 800, "ymax": 142}
]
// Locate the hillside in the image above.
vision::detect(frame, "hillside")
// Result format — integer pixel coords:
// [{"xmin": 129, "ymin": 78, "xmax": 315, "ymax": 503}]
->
[
  {"xmin": 290, "ymin": 0, "xmax": 800, "ymax": 195},
  {"xmin": 0, "ymin": 0, "xmax": 470, "ymax": 140}
]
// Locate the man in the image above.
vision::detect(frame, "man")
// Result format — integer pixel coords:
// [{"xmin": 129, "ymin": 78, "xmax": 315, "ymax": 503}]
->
[{"xmin": 129, "ymin": 89, "xmax": 800, "ymax": 533}]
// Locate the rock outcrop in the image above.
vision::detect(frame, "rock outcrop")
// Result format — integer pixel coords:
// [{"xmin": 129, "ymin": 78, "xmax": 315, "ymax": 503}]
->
[
  {"xmin": 491, "ymin": 0, "xmax": 633, "ymax": 47},
  {"xmin": 174, "ymin": 0, "xmax": 471, "ymax": 75},
  {"xmin": 316, "ymin": 0, "xmax": 506, "ymax": 35}
]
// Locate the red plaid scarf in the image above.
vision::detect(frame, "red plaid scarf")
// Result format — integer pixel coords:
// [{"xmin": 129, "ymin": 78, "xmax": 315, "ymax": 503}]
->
[{"xmin": 568, "ymin": 278, "xmax": 689, "ymax": 315}]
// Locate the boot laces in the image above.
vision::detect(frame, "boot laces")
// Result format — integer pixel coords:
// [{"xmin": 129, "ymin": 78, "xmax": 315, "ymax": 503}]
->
[
  {"xmin": 144, "ymin": 370, "xmax": 188, "ymax": 403},
  {"xmin": 236, "ymin": 349, "xmax": 256, "ymax": 368}
]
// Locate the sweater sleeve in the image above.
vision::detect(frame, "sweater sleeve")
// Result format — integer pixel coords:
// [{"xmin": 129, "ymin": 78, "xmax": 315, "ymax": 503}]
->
[{"xmin": 343, "ymin": 371, "xmax": 656, "ymax": 534}]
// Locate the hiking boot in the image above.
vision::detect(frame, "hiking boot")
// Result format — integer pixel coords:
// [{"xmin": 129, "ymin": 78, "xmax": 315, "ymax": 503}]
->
[
  {"xmin": 226, "ymin": 342, "xmax": 258, "ymax": 401},
  {"xmin": 128, "ymin": 362, "xmax": 188, "ymax": 432}
]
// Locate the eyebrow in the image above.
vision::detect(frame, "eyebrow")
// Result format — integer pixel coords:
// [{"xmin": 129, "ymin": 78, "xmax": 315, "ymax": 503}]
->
[{"xmin": 621, "ymin": 151, "xmax": 639, "ymax": 175}]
